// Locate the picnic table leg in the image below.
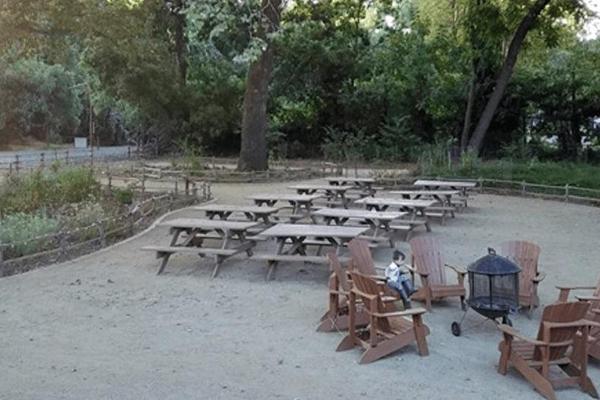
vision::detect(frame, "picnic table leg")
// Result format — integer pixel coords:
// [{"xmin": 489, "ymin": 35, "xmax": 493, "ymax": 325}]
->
[
  {"xmin": 211, "ymin": 229, "xmax": 229, "ymax": 278},
  {"xmin": 267, "ymin": 238, "xmax": 287, "ymax": 280},
  {"xmin": 156, "ymin": 251, "xmax": 172, "ymax": 275}
]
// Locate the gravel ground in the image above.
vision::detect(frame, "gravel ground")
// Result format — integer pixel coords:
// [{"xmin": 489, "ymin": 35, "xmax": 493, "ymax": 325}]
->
[{"xmin": 1, "ymin": 179, "xmax": 599, "ymax": 400}]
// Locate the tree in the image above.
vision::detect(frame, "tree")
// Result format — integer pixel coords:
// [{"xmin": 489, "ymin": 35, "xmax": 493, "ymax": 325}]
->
[{"xmin": 238, "ymin": 0, "xmax": 283, "ymax": 171}]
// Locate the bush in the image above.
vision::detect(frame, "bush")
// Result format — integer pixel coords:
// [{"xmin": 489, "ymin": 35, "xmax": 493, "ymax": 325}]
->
[
  {"xmin": 113, "ymin": 187, "xmax": 134, "ymax": 205},
  {"xmin": 0, "ymin": 213, "xmax": 60, "ymax": 258},
  {"xmin": 0, "ymin": 167, "xmax": 100, "ymax": 214}
]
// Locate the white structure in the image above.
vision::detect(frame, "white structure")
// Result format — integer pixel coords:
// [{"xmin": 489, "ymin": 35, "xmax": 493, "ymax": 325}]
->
[{"xmin": 74, "ymin": 137, "xmax": 88, "ymax": 148}]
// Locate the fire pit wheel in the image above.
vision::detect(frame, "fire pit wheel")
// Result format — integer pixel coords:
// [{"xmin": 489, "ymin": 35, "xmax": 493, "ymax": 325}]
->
[{"xmin": 451, "ymin": 321, "xmax": 461, "ymax": 337}]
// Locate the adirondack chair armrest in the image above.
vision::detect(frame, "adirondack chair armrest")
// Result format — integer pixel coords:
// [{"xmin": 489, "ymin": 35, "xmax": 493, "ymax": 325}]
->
[
  {"xmin": 576, "ymin": 295, "xmax": 600, "ymax": 302},
  {"xmin": 444, "ymin": 263, "xmax": 467, "ymax": 276},
  {"xmin": 372, "ymin": 307, "xmax": 427, "ymax": 318},
  {"xmin": 544, "ymin": 319, "xmax": 600, "ymax": 329},
  {"xmin": 497, "ymin": 324, "xmax": 547, "ymax": 346},
  {"xmin": 351, "ymin": 287, "xmax": 378, "ymax": 301},
  {"xmin": 404, "ymin": 263, "xmax": 416, "ymax": 273},
  {"xmin": 532, "ymin": 272, "xmax": 546, "ymax": 283},
  {"xmin": 555, "ymin": 285, "xmax": 596, "ymax": 292},
  {"xmin": 592, "ymin": 309, "xmax": 600, "ymax": 315}
]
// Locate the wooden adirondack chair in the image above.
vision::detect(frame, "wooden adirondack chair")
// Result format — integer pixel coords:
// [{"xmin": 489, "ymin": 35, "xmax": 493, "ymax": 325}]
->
[
  {"xmin": 347, "ymin": 238, "xmax": 405, "ymax": 300},
  {"xmin": 500, "ymin": 240, "xmax": 545, "ymax": 315},
  {"xmin": 498, "ymin": 302, "xmax": 600, "ymax": 400},
  {"xmin": 317, "ymin": 252, "xmax": 370, "ymax": 332},
  {"xmin": 408, "ymin": 236, "xmax": 466, "ymax": 310},
  {"xmin": 336, "ymin": 271, "xmax": 430, "ymax": 364},
  {"xmin": 555, "ymin": 277, "xmax": 600, "ymax": 362}
]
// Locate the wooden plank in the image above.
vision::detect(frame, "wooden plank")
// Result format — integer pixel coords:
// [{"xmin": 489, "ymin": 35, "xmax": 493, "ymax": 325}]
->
[
  {"xmin": 141, "ymin": 246, "xmax": 238, "ymax": 256},
  {"xmin": 288, "ymin": 184, "xmax": 354, "ymax": 191},
  {"xmin": 259, "ymin": 224, "xmax": 368, "ymax": 238},
  {"xmin": 246, "ymin": 194, "xmax": 323, "ymax": 202},
  {"xmin": 389, "ymin": 190, "xmax": 461, "ymax": 196},
  {"xmin": 413, "ymin": 179, "xmax": 477, "ymax": 188},
  {"xmin": 250, "ymin": 254, "xmax": 350, "ymax": 264},
  {"xmin": 354, "ymin": 198, "xmax": 437, "ymax": 208},
  {"xmin": 192, "ymin": 204, "xmax": 280, "ymax": 214},
  {"xmin": 158, "ymin": 218, "xmax": 259, "ymax": 230},
  {"xmin": 312, "ymin": 208, "xmax": 407, "ymax": 220}
]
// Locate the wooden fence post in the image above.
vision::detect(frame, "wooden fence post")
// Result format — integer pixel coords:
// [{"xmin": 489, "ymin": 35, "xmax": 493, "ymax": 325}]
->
[
  {"xmin": 185, "ymin": 177, "xmax": 190, "ymax": 196},
  {"xmin": 65, "ymin": 150, "xmax": 70, "ymax": 165},
  {"xmin": 521, "ymin": 181, "xmax": 526, "ymax": 196},
  {"xmin": 40, "ymin": 152, "xmax": 45, "ymax": 169},
  {"xmin": 174, "ymin": 180, "xmax": 178, "ymax": 195},
  {"xmin": 565, "ymin": 184, "xmax": 570, "ymax": 203},
  {"xmin": 0, "ymin": 247, "xmax": 4, "ymax": 277},
  {"xmin": 15, "ymin": 155, "xmax": 20, "ymax": 174},
  {"xmin": 97, "ymin": 221, "xmax": 107, "ymax": 248}
]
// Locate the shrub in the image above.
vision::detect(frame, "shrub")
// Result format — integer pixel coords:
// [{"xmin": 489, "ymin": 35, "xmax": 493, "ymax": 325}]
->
[
  {"xmin": 0, "ymin": 213, "xmax": 60, "ymax": 258},
  {"xmin": 0, "ymin": 167, "xmax": 100, "ymax": 214},
  {"xmin": 113, "ymin": 187, "xmax": 134, "ymax": 205}
]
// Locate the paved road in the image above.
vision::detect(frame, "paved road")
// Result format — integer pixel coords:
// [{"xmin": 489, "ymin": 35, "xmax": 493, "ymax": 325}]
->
[{"xmin": 0, "ymin": 146, "xmax": 134, "ymax": 168}]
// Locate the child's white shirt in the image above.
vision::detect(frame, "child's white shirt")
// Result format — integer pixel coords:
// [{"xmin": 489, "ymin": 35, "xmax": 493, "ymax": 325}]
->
[{"xmin": 385, "ymin": 261, "xmax": 404, "ymax": 283}]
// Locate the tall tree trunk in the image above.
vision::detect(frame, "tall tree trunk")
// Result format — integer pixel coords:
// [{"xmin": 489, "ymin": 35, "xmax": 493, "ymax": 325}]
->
[
  {"xmin": 165, "ymin": 0, "xmax": 187, "ymax": 84},
  {"xmin": 460, "ymin": 72, "xmax": 476, "ymax": 153},
  {"xmin": 238, "ymin": 0, "xmax": 282, "ymax": 171},
  {"xmin": 468, "ymin": 0, "xmax": 552, "ymax": 153}
]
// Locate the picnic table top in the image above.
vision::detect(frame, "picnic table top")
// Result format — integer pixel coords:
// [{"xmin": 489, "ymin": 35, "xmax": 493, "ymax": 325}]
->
[
  {"xmin": 288, "ymin": 184, "xmax": 354, "ymax": 191},
  {"xmin": 326, "ymin": 177, "xmax": 376, "ymax": 183},
  {"xmin": 354, "ymin": 197, "xmax": 438, "ymax": 208},
  {"xmin": 413, "ymin": 179, "xmax": 477, "ymax": 188},
  {"xmin": 389, "ymin": 189, "xmax": 461, "ymax": 196},
  {"xmin": 192, "ymin": 204, "xmax": 280, "ymax": 214},
  {"xmin": 312, "ymin": 208, "xmax": 407, "ymax": 220},
  {"xmin": 259, "ymin": 223, "xmax": 369, "ymax": 238},
  {"xmin": 247, "ymin": 193, "xmax": 324, "ymax": 202},
  {"xmin": 159, "ymin": 218, "xmax": 259, "ymax": 231}
]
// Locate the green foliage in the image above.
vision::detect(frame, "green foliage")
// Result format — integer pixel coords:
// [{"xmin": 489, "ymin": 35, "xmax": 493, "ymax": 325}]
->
[
  {"xmin": 0, "ymin": 213, "xmax": 60, "ymax": 258},
  {"xmin": 175, "ymin": 137, "xmax": 204, "ymax": 173},
  {"xmin": 428, "ymin": 160, "xmax": 600, "ymax": 190},
  {"xmin": 0, "ymin": 56, "xmax": 82, "ymax": 145},
  {"xmin": 0, "ymin": 168, "xmax": 100, "ymax": 215},
  {"xmin": 113, "ymin": 187, "xmax": 134, "ymax": 205}
]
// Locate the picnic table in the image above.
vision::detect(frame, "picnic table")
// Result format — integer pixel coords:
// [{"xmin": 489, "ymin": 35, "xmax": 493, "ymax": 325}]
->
[
  {"xmin": 192, "ymin": 204, "xmax": 280, "ymax": 224},
  {"xmin": 326, "ymin": 176, "xmax": 377, "ymax": 196},
  {"xmin": 354, "ymin": 197, "xmax": 437, "ymax": 232},
  {"xmin": 311, "ymin": 208, "xmax": 407, "ymax": 247},
  {"xmin": 413, "ymin": 179, "xmax": 477, "ymax": 196},
  {"xmin": 288, "ymin": 184, "xmax": 354, "ymax": 208},
  {"xmin": 389, "ymin": 189, "xmax": 461, "ymax": 207},
  {"xmin": 254, "ymin": 223, "xmax": 368, "ymax": 280},
  {"xmin": 142, "ymin": 218, "xmax": 258, "ymax": 278},
  {"xmin": 247, "ymin": 193, "xmax": 323, "ymax": 215}
]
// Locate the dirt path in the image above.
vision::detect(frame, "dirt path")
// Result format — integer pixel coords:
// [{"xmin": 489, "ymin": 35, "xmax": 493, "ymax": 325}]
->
[{"xmin": 1, "ymin": 179, "xmax": 599, "ymax": 400}]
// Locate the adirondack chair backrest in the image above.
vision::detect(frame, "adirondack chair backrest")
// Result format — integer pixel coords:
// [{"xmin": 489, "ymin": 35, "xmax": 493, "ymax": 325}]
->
[
  {"xmin": 500, "ymin": 241, "xmax": 540, "ymax": 296},
  {"xmin": 348, "ymin": 239, "xmax": 377, "ymax": 276},
  {"xmin": 349, "ymin": 271, "xmax": 392, "ymax": 332},
  {"xmin": 534, "ymin": 301, "xmax": 590, "ymax": 361},
  {"xmin": 409, "ymin": 236, "xmax": 446, "ymax": 286},
  {"xmin": 327, "ymin": 251, "xmax": 351, "ymax": 293}
]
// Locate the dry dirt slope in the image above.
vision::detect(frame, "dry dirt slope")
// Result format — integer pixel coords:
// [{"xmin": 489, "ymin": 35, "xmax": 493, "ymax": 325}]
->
[{"xmin": 0, "ymin": 181, "xmax": 599, "ymax": 400}]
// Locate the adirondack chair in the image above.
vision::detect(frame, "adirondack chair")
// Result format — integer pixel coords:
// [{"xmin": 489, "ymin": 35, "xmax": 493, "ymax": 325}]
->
[
  {"xmin": 555, "ymin": 277, "xmax": 600, "ymax": 362},
  {"xmin": 498, "ymin": 302, "xmax": 600, "ymax": 400},
  {"xmin": 408, "ymin": 236, "xmax": 466, "ymax": 310},
  {"xmin": 336, "ymin": 271, "xmax": 430, "ymax": 364},
  {"xmin": 500, "ymin": 240, "xmax": 545, "ymax": 315},
  {"xmin": 317, "ymin": 252, "xmax": 370, "ymax": 332},
  {"xmin": 347, "ymin": 238, "xmax": 405, "ymax": 301}
]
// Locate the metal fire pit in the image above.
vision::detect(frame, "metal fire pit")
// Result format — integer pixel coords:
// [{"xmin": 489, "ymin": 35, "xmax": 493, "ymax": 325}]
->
[{"xmin": 451, "ymin": 248, "xmax": 521, "ymax": 336}]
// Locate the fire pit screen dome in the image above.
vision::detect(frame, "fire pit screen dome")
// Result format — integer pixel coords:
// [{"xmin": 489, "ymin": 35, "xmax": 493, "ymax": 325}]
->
[{"xmin": 451, "ymin": 248, "xmax": 521, "ymax": 336}]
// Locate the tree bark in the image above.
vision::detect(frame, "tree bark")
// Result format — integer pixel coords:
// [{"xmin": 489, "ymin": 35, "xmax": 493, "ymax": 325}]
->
[
  {"xmin": 467, "ymin": 0, "xmax": 552, "ymax": 153},
  {"xmin": 460, "ymin": 72, "xmax": 476, "ymax": 153},
  {"xmin": 165, "ymin": 0, "xmax": 187, "ymax": 84},
  {"xmin": 238, "ymin": 0, "xmax": 282, "ymax": 171}
]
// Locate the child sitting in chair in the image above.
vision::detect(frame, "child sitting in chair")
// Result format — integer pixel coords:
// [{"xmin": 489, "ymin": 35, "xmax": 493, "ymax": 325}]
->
[{"xmin": 385, "ymin": 250, "xmax": 416, "ymax": 309}]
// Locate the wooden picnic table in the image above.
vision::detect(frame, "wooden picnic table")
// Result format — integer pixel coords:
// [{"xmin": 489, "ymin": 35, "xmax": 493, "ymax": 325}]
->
[
  {"xmin": 326, "ymin": 176, "xmax": 377, "ymax": 196},
  {"xmin": 311, "ymin": 208, "xmax": 407, "ymax": 247},
  {"xmin": 192, "ymin": 204, "xmax": 280, "ymax": 224},
  {"xmin": 142, "ymin": 218, "xmax": 258, "ymax": 278},
  {"xmin": 247, "ymin": 193, "xmax": 323, "ymax": 214},
  {"xmin": 255, "ymin": 223, "xmax": 368, "ymax": 280},
  {"xmin": 288, "ymin": 184, "xmax": 354, "ymax": 208},
  {"xmin": 354, "ymin": 197, "xmax": 436, "ymax": 232},
  {"xmin": 389, "ymin": 189, "xmax": 461, "ymax": 207},
  {"xmin": 413, "ymin": 179, "xmax": 477, "ymax": 196}
]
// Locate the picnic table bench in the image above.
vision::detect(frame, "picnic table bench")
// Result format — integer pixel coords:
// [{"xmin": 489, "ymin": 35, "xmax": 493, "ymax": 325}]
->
[
  {"xmin": 191, "ymin": 204, "xmax": 280, "ymax": 224},
  {"xmin": 142, "ymin": 218, "xmax": 258, "ymax": 278},
  {"xmin": 311, "ymin": 208, "xmax": 407, "ymax": 247},
  {"xmin": 247, "ymin": 193, "xmax": 323, "ymax": 216},
  {"xmin": 288, "ymin": 184, "xmax": 354, "ymax": 208},
  {"xmin": 253, "ymin": 223, "xmax": 368, "ymax": 280}
]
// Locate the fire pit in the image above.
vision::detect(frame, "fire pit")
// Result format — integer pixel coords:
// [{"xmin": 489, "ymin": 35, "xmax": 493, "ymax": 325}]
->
[{"xmin": 451, "ymin": 248, "xmax": 520, "ymax": 336}]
